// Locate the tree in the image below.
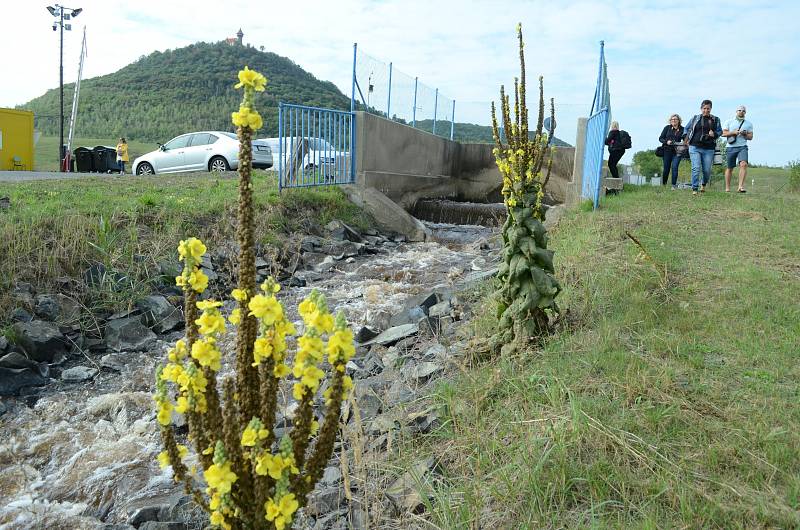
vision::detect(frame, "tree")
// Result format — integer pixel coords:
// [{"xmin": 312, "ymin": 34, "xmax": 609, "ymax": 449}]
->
[{"xmin": 632, "ymin": 149, "xmax": 661, "ymax": 180}]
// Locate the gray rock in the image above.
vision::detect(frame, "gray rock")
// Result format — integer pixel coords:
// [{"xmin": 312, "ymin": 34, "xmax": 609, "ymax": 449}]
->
[
  {"xmin": 366, "ymin": 309, "xmax": 392, "ymax": 332},
  {"xmin": 385, "ymin": 457, "xmax": 436, "ymax": 513},
  {"xmin": 328, "ymin": 240, "xmax": 362, "ymax": 259},
  {"xmin": 405, "ymin": 292, "xmax": 439, "ymax": 311},
  {"xmin": 10, "ymin": 308, "xmax": 33, "ymax": 323},
  {"xmin": 421, "ymin": 343, "xmax": 447, "ymax": 360},
  {"xmin": 0, "ymin": 352, "xmax": 49, "ymax": 375},
  {"xmin": 362, "ymin": 323, "xmax": 418, "ymax": 347},
  {"xmin": 100, "ymin": 353, "xmax": 128, "ymax": 372},
  {"xmin": 33, "ymin": 294, "xmax": 82, "ymax": 324},
  {"xmin": 300, "ymin": 235, "xmax": 324, "ymax": 253},
  {"xmin": 11, "ymin": 282, "xmax": 34, "ymax": 307},
  {"xmin": 389, "ymin": 305, "xmax": 426, "ymax": 328},
  {"xmin": 302, "ymin": 252, "xmax": 329, "ymax": 267},
  {"xmin": 138, "ymin": 523, "xmax": 187, "ymax": 530},
  {"xmin": 384, "ymin": 380, "xmax": 414, "ymax": 407},
  {"xmin": 314, "ymin": 255, "xmax": 337, "ymax": 273},
  {"xmin": 458, "ymin": 267, "xmax": 499, "ymax": 287},
  {"xmin": 325, "ymin": 219, "xmax": 362, "ymax": 242},
  {"xmin": 408, "ymin": 410, "xmax": 441, "ymax": 434},
  {"xmin": 0, "ymin": 367, "xmax": 48, "ymax": 395},
  {"xmin": 0, "ymin": 400, "xmax": 7, "ymax": 416},
  {"xmin": 403, "ymin": 361, "xmax": 443, "ymax": 383},
  {"xmin": 12, "ymin": 320, "xmax": 68, "ymax": 363},
  {"xmin": 428, "ymin": 300, "xmax": 451, "ymax": 318},
  {"xmin": 0, "ymin": 336, "xmax": 8, "ymax": 353},
  {"xmin": 321, "ymin": 466, "xmax": 342, "ymax": 486},
  {"xmin": 255, "ymin": 256, "xmax": 269, "ymax": 270},
  {"xmin": 544, "ymin": 203, "xmax": 566, "ymax": 230},
  {"xmin": 127, "ymin": 505, "xmax": 163, "ymax": 527},
  {"xmin": 354, "ymin": 392, "xmax": 382, "ymax": 421},
  {"xmin": 354, "ymin": 326, "xmax": 379, "ymax": 344},
  {"xmin": 105, "ymin": 317, "xmax": 157, "ymax": 352},
  {"xmin": 368, "ymin": 413, "xmax": 400, "ymax": 435},
  {"xmin": 305, "ymin": 488, "xmax": 345, "ymax": 516},
  {"xmin": 136, "ymin": 296, "xmax": 183, "ymax": 333},
  {"xmin": 61, "ymin": 366, "xmax": 98, "ymax": 382}
]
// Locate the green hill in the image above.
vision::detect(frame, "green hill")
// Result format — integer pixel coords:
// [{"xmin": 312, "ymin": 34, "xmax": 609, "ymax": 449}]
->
[{"xmin": 19, "ymin": 41, "xmax": 350, "ymax": 142}]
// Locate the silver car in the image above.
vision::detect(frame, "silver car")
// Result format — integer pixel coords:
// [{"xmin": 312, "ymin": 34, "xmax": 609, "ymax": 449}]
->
[
  {"xmin": 133, "ymin": 131, "xmax": 273, "ymax": 175},
  {"xmin": 260, "ymin": 137, "xmax": 347, "ymax": 172}
]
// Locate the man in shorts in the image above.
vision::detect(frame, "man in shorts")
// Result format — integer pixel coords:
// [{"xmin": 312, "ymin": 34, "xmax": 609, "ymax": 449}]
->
[{"xmin": 722, "ymin": 105, "xmax": 753, "ymax": 193}]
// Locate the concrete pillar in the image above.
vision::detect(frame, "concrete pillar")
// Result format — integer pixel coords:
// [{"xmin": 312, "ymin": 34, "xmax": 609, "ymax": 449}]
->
[{"xmin": 569, "ymin": 117, "xmax": 588, "ymax": 206}]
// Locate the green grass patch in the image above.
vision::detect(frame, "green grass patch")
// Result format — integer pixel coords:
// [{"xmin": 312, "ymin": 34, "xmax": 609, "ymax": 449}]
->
[
  {"xmin": 0, "ymin": 171, "xmax": 368, "ymax": 327},
  {"xmin": 407, "ymin": 166, "xmax": 800, "ymax": 528}
]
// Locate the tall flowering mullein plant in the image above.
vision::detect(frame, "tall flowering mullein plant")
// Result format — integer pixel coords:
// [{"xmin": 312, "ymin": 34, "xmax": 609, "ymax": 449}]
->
[
  {"xmin": 489, "ymin": 25, "xmax": 561, "ymax": 351},
  {"xmin": 154, "ymin": 67, "xmax": 356, "ymax": 530}
]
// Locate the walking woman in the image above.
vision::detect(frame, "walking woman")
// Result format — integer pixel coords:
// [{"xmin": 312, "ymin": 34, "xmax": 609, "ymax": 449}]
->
[
  {"xmin": 684, "ymin": 99, "xmax": 722, "ymax": 195},
  {"xmin": 604, "ymin": 121, "xmax": 629, "ymax": 179},
  {"xmin": 658, "ymin": 114, "xmax": 685, "ymax": 189},
  {"xmin": 116, "ymin": 137, "xmax": 129, "ymax": 175}
]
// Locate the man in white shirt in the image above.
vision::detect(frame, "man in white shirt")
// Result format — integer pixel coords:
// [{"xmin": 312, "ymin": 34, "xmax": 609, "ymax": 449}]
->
[{"xmin": 722, "ymin": 105, "xmax": 754, "ymax": 193}]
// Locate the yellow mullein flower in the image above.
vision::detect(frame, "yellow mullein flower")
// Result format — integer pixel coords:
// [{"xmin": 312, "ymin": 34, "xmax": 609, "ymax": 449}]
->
[
  {"xmin": 157, "ymin": 451, "xmax": 170, "ymax": 469},
  {"xmin": 157, "ymin": 400, "xmax": 173, "ymax": 426},
  {"xmin": 298, "ymin": 365, "xmax": 325, "ymax": 391},
  {"xmin": 292, "ymin": 383, "xmax": 306, "ymax": 401},
  {"xmin": 160, "ymin": 363, "xmax": 184, "ymax": 383},
  {"xmin": 178, "ymin": 238, "xmax": 206, "ymax": 262},
  {"xmin": 204, "ymin": 462, "xmax": 238, "ymax": 494},
  {"xmin": 273, "ymin": 363, "xmax": 290, "ymax": 378},
  {"xmin": 195, "ymin": 311, "xmax": 226, "ymax": 336},
  {"xmin": 191, "ymin": 339, "xmax": 221, "ymax": 371},
  {"xmin": 210, "ymin": 511, "xmax": 226, "ymax": 527},
  {"xmin": 231, "ymin": 106, "xmax": 264, "ymax": 130},
  {"xmin": 188, "ymin": 269, "xmax": 209, "ymax": 293},
  {"xmin": 228, "ymin": 308, "xmax": 241, "ymax": 325},
  {"xmin": 167, "ymin": 340, "xmax": 188, "ymax": 363},
  {"xmin": 196, "ymin": 299, "xmax": 223, "ymax": 311},
  {"xmin": 231, "ymin": 288, "xmax": 248, "ymax": 302},
  {"xmin": 241, "ymin": 425, "xmax": 258, "ymax": 447},
  {"xmin": 265, "ymin": 493, "xmax": 299, "ymax": 530},
  {"xmin": 252, "ymin": 336, "xmax": 273, "ymax": 365},
  {"xmin": 209, "ymin": 493, "xmax": 222, "ymax": 510},
  {"xmin": 175, "ymin": 395, "xmax": 190, "ymax": 414},
  {"xmin": 248, "ymin": 294, "xmax": 283, "ymax": 324},
  {"xmin": 234, "ymin": 66, "xmax": 267, "ymax": 91}
]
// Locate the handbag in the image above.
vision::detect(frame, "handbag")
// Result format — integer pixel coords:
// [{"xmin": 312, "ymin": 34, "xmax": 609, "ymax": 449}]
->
[
  {"xmin": 674, "ymin": 143, "xmax": 688, "ymax": 157},
  {"xmin": 655, "ymin": 145, "xmax": 665, "ymax": 158},
  {"xmin": 727, "ymin": 119, "xmax": 745, "ymax": 144}
]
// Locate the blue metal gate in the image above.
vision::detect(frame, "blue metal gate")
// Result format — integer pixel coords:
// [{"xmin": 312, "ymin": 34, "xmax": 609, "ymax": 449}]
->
[
  {"xmin": 581, "ymin": 41, "xmax": 611, "ymax": 209},
  {"xmin": 277, "ymin": 103, "xmax": 356, "ymax": 190}
]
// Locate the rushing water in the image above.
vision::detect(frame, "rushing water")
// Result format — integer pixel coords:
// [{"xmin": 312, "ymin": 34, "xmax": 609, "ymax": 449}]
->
[{"xmin": 0, "ymin": 222, "xmax": 497, "ymax": 529}]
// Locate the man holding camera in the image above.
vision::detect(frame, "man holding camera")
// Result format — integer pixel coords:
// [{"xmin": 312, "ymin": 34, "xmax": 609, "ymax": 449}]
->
[
  {"xmin": 722, "ymin": 105, "xmax": 753, "ymax": 193},
  {"xmin": 684, "ymin": 99, "xmax": 723, "ymax": 195}
]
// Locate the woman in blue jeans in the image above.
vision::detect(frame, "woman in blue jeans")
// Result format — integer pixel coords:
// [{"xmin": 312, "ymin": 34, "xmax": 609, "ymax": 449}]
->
[
  {"xmin": 683, "ymin": 99, "xmax": 722, "ymax": 195},
  {"xmin": 658, "ymin": 114, "xmax": 685, "ymax": 189}
]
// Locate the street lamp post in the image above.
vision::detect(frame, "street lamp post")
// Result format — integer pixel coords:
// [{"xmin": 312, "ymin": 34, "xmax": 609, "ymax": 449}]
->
[{"xmin": 47, "ymin": 4, "xmax": 82, "ymax": 172}]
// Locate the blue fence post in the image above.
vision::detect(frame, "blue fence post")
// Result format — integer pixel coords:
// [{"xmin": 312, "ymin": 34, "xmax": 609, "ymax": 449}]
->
[
  {"xmin": 450, "ymin": 100, "xmax": 455, "ymax": 141},
  {"xmin": 350, "ymin": 43, "xmax": 357, "ymax": 113},
  {"xmin": 412, "ymin": 76, "xmax": 418, "ymax": 128},
  {"xmin": 387, "ymin": 62, "xmax": 392, "ymax": 119},
  {"xmin": 433, "ymin": 88, "xmax": 438, "ymax": 135},
  {"xmin": 278, "ymin": 102, "xmax": 283, "ymax": 191}
]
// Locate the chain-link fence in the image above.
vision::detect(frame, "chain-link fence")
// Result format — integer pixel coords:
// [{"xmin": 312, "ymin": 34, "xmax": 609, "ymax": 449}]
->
[{"xmin": 351, "ymin": 44, "xmax": 581, "ymax": 147}]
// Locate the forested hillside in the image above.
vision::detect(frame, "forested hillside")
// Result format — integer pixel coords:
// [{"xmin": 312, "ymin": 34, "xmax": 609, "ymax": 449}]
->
[{"xmin": 20, "ymin": 41, "xmax": 350, "ymax": 142}]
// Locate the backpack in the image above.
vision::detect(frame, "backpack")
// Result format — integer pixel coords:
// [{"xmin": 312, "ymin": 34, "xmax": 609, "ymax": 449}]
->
[{"xmin": 619, "ymin": 130, "xmax": 632, "ymax": 149}]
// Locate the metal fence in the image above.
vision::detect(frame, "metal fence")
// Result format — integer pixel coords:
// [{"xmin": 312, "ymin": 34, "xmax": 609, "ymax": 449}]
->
[
  {"xmin": 277, "ymin": 103, "xmax": 355, "ymax": 190},
  {"xmin": 581, "ymin": 41, "xmax": 611, "ymax": 208},
  {"xmin": 351, "ymin": 44, "xmax": 455, "ymax": 140}
]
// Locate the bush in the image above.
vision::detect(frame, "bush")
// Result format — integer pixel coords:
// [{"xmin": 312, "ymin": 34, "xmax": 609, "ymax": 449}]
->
[{"xmin": 789, "ymin": 160, "xmax": 800, "ymax": 191}]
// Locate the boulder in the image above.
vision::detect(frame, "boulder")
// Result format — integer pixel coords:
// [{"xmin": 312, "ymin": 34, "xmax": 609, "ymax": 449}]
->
[
  {"xmin": 12, "ymin": 320, "xmax": 68, "ymax": 363},
  {"xmin": 385, "ymin": 457, "xmax": 436, "ymax": 513},
  {"xmin": 388, "ymin": 306, "xmax": 427, "ymax": 328},
  {"xmin": 325, "ymin": 219, "xmax": 363, "ymax": 242},
  {"xmin": 33, "ymin": 294, "xmax": 82, "ymax": 323},
  {"xmin": 403, "ymin": 361, "xmax": 444, "ymax": 383},
  {"xmin": 354, "ymin": 326, "xmax": 380, "ymax": 344},
  {"xmin": 105, "ymin": 317, "xmax": 157, "ymax": 352},
  {"xmin": 0, "ymin": 336, "xmax": 7, "ymax": 354},
  {"xmin": 136, "ymin": 295, "xmax": 183, "ymax": 333},
  {"xmin": 61, "ymin": 365, "xmax": 98, "ymax": 382},
  {"xmin": 10, "ymin": 308, "xmax": 33, "ymax": 323},
  {"xmin": 305, "ymin": 488, "xmax": 345, "ymax": 516},
  {"xmin": 361, "ymin": 323, "xmax": 418, "ymax": 347},
  {"xmin": 100, "ymin": 353, "xmax": 128, "ymax": 372},
  {"xmin": 0, "ymin": 353, "xmax": 49, "ymax": 396}
]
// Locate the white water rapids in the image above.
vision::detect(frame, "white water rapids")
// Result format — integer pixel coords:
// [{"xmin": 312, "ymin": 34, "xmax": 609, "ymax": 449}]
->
[{"xmin": 0, "ymin": 222, "xmax": 497, "ymax": 529}]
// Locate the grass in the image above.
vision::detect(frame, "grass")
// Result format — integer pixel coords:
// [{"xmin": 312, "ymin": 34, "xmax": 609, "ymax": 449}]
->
[
  {"xmin": 397, "ymin": 166, "xmax": 800, "ymax": 528},
  {"xmin": 0, "ymin": 171, "xmax": 367, "ymax": 328},
  {"xmin": 34, "ymin": 135, "xmax": 157, "ymax": 172}
]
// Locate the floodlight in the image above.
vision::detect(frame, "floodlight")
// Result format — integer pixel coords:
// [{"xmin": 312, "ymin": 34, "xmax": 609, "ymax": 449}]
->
[
  {"xmin": 47, "ymin": 5, "xmax": 57, "ymax": 16},
  {"xmin": 71, "ymin": 7, "xmax": 82, "ymax": 16}
]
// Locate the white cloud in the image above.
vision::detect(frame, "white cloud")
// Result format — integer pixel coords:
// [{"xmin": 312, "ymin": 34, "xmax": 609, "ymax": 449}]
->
[{"xmin": 1, "ymin": 0, "xmax": 796, "ymax": 164}]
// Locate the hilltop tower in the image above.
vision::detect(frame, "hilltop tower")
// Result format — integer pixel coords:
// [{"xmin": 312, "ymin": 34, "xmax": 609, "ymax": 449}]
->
[{"xmin": 236, "ymin": 28, "xmax": 244, "ymax": 45}]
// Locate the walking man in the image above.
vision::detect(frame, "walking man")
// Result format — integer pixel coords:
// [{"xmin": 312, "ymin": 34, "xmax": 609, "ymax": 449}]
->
[
  {"xmin": 722, "ymin": 105, "xmax": 753, "ymax": 193},
  {"xmin": 684, "ymin": 100, "xmax": 722, "ymax": 195}
]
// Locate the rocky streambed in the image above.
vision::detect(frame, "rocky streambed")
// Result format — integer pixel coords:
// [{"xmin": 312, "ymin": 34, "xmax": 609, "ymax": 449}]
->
[{"xmin": 0, "ymin": 219, "xmax": 500, "ymax": 530}]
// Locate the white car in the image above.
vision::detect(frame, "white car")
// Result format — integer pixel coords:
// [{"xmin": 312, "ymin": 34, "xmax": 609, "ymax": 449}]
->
[
  {"xmin": 260, "ymin": 137, "xmax": 347, "ymax": 172},
  {"xmin": 133, "ymin": 131, "xmax": 273, "ymax": 175}
]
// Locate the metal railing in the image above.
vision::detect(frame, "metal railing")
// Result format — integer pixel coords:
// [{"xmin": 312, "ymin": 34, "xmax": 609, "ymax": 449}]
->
[
  {"xmin": 581, "ymin": 41, "xmax": 611, "ymax": 208},
  {"xmin": 277, "ymin": 103, "xmax": 356, "ymax": 190}
]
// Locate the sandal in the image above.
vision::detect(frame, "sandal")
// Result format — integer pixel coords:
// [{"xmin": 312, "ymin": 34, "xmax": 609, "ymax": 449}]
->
[{"xmin": 738, "ymin": 188, "xmax": 747, "ymax": 193}]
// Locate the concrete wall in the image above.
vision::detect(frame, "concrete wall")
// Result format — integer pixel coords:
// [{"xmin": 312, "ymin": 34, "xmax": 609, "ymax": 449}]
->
[{"xmin": 355, "ymin": 111, "xmax": 576, "ymax": 208}]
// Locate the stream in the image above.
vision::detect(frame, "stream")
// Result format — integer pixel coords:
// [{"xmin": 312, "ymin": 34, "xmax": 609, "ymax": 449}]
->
[{"xmin": 0, "ymin": 220, "xmax": 499, "ymax": 530}]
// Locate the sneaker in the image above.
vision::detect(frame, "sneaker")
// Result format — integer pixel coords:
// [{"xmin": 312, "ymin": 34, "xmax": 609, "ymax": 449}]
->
[
  {"xmin": 671, "ymin": 186, "xmax": 677, "ymax": 190},
  {"xmin": 692, "ymin": 191, "xmax": 698, "ymax": 196}
]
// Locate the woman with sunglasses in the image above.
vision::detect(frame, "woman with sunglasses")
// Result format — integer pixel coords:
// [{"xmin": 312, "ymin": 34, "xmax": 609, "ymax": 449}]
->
[{"xmin": 658, "ymin": 114, "xmax": 686, "ymax": 189}]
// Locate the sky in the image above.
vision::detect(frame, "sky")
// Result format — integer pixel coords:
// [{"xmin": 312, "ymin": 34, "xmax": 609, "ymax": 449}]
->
[{"xmin": 2, "ymin": 0, "xmax": 799, "ymax": 165}]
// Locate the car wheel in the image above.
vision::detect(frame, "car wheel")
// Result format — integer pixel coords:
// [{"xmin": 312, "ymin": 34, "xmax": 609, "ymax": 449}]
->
[
  {"xmin": 209, "ymin": 156, "xmax": 230, "ymax": 172},
  {"xmin": 137, "ymin": 162, "xmax": 154, "ymax": 175}
]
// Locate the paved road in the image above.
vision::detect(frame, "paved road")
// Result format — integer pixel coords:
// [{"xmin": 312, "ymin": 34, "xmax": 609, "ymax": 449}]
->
[{"xmin": 0, "ymin": 170, "xmax": 109, "ymax": 182}]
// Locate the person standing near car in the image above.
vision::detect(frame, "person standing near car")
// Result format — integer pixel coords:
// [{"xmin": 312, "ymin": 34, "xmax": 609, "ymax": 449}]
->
[
  {"xmin": 722, "ymin": 105, "xmax": 753, "ymax": 193},
  {"xmin": 605, "ymin": 121, "xmax": 631, "ymax": 179},
  {"xmin": 116, "ymin": 137, "xmax": 129, "ymax": 175},
  {"xmin": 684, "ymin": 100, "xmax": 722, "ymax": 195},
  {"xmin": 658, "ymin": 114, "xmax": 686, "ymax": 189}
]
